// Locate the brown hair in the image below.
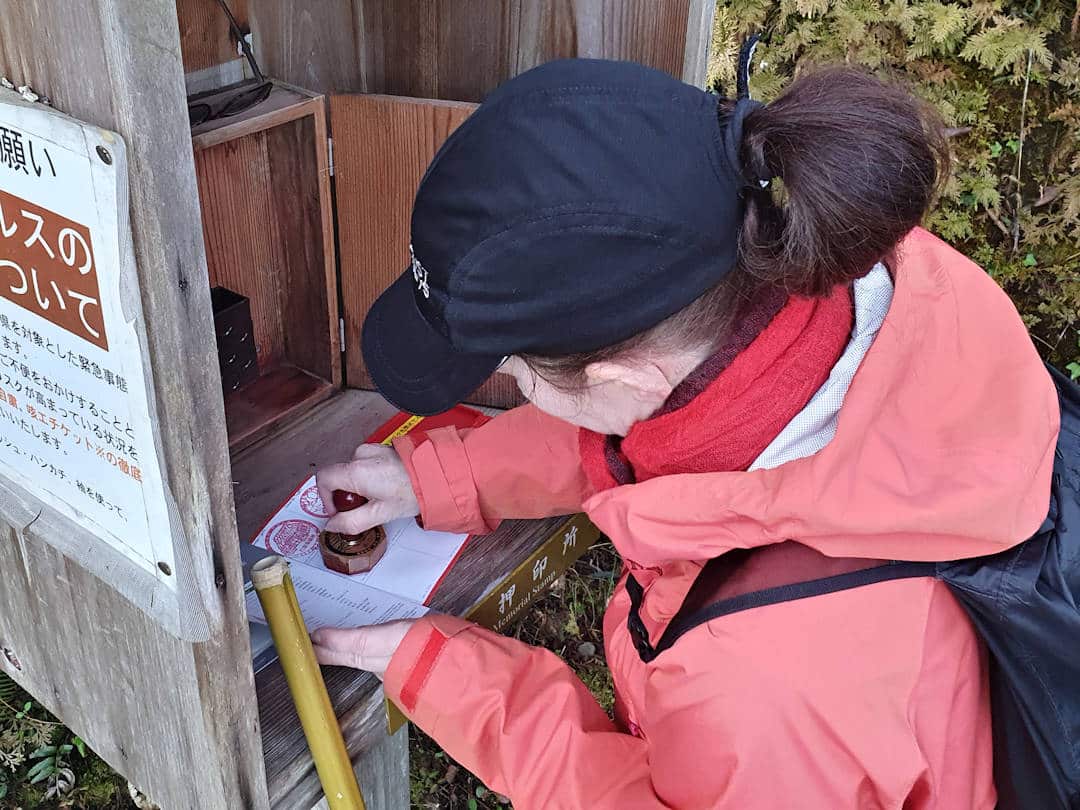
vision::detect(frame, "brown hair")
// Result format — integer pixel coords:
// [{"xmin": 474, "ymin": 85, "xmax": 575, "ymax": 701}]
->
[{"xmin": 525, "ymin": 67, "xmax": 949, "ymax": 385}]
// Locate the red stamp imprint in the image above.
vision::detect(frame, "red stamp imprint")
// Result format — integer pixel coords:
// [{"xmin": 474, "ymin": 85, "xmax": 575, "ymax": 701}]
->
[
  {"xmin": 299, "ymin": 485, "xmax": 330, "ymax": 518},
  {"xmin": 265, "ymin": 519, "xmax": 319, "ymax": 557}
]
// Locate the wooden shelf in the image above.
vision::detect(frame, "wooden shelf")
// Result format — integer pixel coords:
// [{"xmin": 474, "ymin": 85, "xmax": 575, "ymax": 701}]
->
[
  {"xmin": 225, "ymin": 365, "xmax": 336, "ymax": 454},
  {"xmin": 192, "ymin": 80, "xmax": 340, "ymax": 453},
  {"xmin": 190, "ymin": 82, "xmax": 323, "ymax": 150}
]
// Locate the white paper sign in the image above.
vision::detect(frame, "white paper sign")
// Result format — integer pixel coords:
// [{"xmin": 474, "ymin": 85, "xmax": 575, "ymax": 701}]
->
[{"xmin": 0, "ymin": 97, "xmax": 175, "ymax": 588}]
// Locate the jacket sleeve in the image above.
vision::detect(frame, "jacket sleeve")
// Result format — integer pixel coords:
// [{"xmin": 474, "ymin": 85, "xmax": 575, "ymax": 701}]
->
[
  {"xmin": 383, "ymin": 615, "xmax": 670, "ymax": 809},
  {"xmin": 385, "ymin": 610, "xmax": 943, "ymax": 810},
  {"xmin": 393, "ymin": 405, "xmax": 591, "ymax": 534}
]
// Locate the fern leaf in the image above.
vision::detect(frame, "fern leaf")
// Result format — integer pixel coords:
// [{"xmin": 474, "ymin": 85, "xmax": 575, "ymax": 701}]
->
[
  {"xmin": 960, "ymin": 17, "xmax": 1053, "ymax": 80},
  {"xmin": 794, "ymin": 0, "xmax": 832, "ymax": 18}
]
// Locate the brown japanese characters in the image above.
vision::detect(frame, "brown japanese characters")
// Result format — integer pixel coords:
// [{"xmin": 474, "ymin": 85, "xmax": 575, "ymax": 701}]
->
[{"xmin": 319, "ymin": 490, "xmax": 388, "ymax": 575}]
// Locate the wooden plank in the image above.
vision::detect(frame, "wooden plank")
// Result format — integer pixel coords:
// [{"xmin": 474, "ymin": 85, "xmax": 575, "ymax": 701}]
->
[
  {"xmin": 350, "ymin": 722, "xmax": 409, "ymax": 810},
  {"xmin": 251, "ymin": 0, "xmax": 697, "ymax": 99},
  {"xmin": 250, "ymin": 0, "xmax": 364, "ymax": 93},
  {"xmin": 176, "ymin": 0, "xmax": 248, "ymax": 74},
  {"xmin": 195, "ymin": 130, "xmax": 288, "ymax": 371},
  {"xmin": 682, "ymin": 0, "xmax": 716, "ymax": 87},
  {"xmin": 266, "ymin": 110, "xmax": 340, "ymax": 385},
  {"xmin": 0, "ymin": 2, "xmax": 268, "ymax": 808},
  {"xmin": 331, "ymin": 94, "xmax": 523, "ymax": 409},
  {"xmin": 231, "ymin": 389, "xmax": 576, "ymax": 805},
  {"xmin": 225, "ymin": 365, "xmax": 337, "ymax": 454},
  {"xmin": 309, "ymin": 725, "xmax": 409, "ymax": 810},
  {"xmin": 190, "ymin": 85, "xmax": 320, "ymax": 150},
  {"xmin": 434, "ymin": 0, "xmax": 521, "ymax": 102},
  {"xmin": 358, "ymin": 0, "xmax": 439, "ymax": 98},
  {"xmin": 586, "ymin": 0, "xmax": 690, "ymax": 73}
]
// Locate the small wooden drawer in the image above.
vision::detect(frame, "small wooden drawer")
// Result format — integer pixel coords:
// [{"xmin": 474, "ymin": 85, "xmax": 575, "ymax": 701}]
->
[{"xmin": 211, "ymin": 286, "xmax": 259, "ymax": 393}]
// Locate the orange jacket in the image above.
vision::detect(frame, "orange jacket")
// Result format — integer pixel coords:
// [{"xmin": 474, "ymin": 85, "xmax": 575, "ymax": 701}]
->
[{"xmin": 383, "ymin": 229, "xmax": 1059, "ymax": 809}]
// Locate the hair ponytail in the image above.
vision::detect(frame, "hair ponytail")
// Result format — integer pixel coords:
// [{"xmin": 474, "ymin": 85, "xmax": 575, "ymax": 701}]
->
[
  {"xmin": 732, "ymin": 68, "xmax": 950, "ymax": 295},
  {"xmin": 524, "ymin": 66, "xmax": 949, "ymax": 385}
]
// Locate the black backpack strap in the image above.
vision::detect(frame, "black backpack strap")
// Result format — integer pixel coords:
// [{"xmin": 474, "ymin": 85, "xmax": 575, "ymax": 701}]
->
[{"xmin": 626, "ymin": 560, "xmax": 937, "ymax": 663}]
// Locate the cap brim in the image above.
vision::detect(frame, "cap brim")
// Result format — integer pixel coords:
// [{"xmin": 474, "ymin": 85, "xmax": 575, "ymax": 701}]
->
[{"xmin": 361, "ymin": 271, "xmax": 503, "ymax": 416}]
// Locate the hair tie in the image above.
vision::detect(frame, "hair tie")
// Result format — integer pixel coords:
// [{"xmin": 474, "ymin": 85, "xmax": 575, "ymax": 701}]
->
[
  {"xmin": 736, "ymin": 34, "xmax": 761, "ymax": 101},
  {"xmin": 722, "ymin": 35, "xmax": 769, "ymax": 191}
]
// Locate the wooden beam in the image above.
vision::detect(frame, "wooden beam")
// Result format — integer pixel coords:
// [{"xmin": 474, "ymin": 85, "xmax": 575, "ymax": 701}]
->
[
  {"xmin": 176, "ymin": 0, "xmax": 249, "ymax": 75},
  {"xmin": 0, "ymin": 2, "xmax": 268, "ymax": 807},
  {"xmin": 251, "ymin": 0, "xmax": 697, "ymax": 100},
  {"xmin": 682, "ymin": 0, "xmax": 717, "ymax": 87}
]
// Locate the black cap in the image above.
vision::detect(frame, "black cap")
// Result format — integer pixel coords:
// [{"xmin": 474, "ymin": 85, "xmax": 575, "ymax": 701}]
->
[{"xmin": 362, "ymin": 58, "xmax": 755, "ymax": 416}]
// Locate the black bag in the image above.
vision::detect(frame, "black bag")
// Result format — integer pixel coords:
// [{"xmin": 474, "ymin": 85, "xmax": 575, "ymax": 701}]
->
[{"xmin": 627, "ymin": 364, "xmax": 1080, "ymax": 809}]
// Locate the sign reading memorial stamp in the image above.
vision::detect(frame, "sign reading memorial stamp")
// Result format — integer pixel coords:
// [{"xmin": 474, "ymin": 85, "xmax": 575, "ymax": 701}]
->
[{"xmin": 0, "ymin": 91, "xmax": 185, "ymax": 630}]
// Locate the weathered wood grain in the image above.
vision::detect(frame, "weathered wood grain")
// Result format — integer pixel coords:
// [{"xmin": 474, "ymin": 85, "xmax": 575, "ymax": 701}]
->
[
  {"xmin": 232, "ymin": 389, "xmax": 572, "ymax": 805},
  {"xmin": 682, "ymin": 0, "xmax": 716, "ymax": 87},
  {"xmin": 251, "ymin": 0, "xmax": 694, "ymax": 100},
  {"xmin": 267, "ymin": 112, "xmax": 340, "ymax": 384},
  {"xmin": 357, "ymin": 0, "xmax": 439, "ymax": 98},
  {"xmin": 309, "ymin": 725, "xmax": 409, "ymax": 810},
  {"xmin": 224, "ymin": 365, "xmax": 337, "ymax": 453},
  {"xmin": 250, "ymin": 0, "xmax": 364, "ymax": 94},
  {"xmin": 331, "ymin": 94, "xmax": 523, "ymax": 409},
  {"xmin": 176, "ymin": 0, "xmax": 248, "ymax": 75},
  {"xmin": 0, "ymin": 1, "xmax": 268, "ymax": 807},
  {"xmin": 434, "ymin": 0, "xmax": 520, "ymax": 101},
  {"xmin": 195, "ymin": 130, "xmax": 289, "ymax": 370}
]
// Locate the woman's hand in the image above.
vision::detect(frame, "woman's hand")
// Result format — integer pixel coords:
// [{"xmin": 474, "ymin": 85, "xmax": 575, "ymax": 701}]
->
[
  {"xmin": 311, "ymin": 620, "xmax": 416, "ymax": 680},
  {"xmin": 316, "ymin": 444, "xmax": 420, "ymax": 534}
]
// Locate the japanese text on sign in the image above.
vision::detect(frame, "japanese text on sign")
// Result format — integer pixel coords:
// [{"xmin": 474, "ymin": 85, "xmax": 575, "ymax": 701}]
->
[
  {"xmin": 0, "ymin": 98, "xmax": 175, "ymax": 590},
  {"xmin": 0, "ymin": 189, "xmax": 106, "ymax": 349}
]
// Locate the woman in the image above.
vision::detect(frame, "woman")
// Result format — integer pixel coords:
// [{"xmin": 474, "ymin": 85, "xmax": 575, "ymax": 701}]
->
[{"xmin": 313, "ymin": 55, "xmax": 1058, "ymax": 808}]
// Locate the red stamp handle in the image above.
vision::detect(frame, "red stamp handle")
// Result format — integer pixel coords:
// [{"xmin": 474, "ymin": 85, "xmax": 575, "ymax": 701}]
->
[{"xmin": 332, "ymin": 490, "xmax": 368, "ymax": 512}]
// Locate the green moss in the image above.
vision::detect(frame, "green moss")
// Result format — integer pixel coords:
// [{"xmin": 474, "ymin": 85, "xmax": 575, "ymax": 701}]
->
[{"xmin": 712, "ymin": 0, "xmax": 1080, "ymax": 374}]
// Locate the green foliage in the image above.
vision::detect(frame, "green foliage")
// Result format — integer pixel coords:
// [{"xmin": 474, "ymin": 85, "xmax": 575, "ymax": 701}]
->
[
  {"xmin": 710, "ymin": 0, "xmax": 1080, "ymax": 372},
  {"xmin": 0, "ymin": 673, "xmax": 131, "ymax": 807}
]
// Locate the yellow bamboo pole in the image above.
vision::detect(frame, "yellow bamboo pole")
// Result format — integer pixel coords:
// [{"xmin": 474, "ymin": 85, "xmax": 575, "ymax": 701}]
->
[{"xmin": 252, "ymin": 556, "xmax": 366, "ymax": 810}]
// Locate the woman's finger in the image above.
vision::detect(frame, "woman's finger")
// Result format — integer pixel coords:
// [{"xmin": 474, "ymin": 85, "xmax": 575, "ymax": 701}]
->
[
  {"xmin": 311, "ymin": 622, "xmax": 414, "ymax": 679},
  {"xmin": 312, "ymin": 627, "xmax": 369, "ymax": 668},
  {"xmin": 352, "ymin": 443, "xmax": 386, "ymax": 460},
  {"xmin": 315, "ymin": 462, "xmax": 362, "ymax": 516},
  {"xmin": 312, "ymin": 641, "xmax": 362, "ymax": 670},
  {"xmin": 323, "ymin": 501, "xmax": 383, "ymax": 535}
]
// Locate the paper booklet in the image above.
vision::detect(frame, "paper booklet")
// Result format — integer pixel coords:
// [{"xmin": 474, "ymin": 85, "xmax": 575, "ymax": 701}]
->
[{"xmin": 244, "ymin": 406, "xmax": 490, "ymax": 642}]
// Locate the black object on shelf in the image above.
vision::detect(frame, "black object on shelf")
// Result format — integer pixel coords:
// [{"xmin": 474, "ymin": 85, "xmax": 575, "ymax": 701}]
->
[{"xmin": 211, "ymin": 286, "xmax": 259, "ymax": 394}]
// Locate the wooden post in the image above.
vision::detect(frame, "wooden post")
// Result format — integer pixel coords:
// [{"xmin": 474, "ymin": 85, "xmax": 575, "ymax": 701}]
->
[
  {"xmin": 683, "ymin": 0, "xmax": 718, "ymax": 88},
  {"xmin": 0, "ymin": 2, "xmax": 268, "ymax": 807}
]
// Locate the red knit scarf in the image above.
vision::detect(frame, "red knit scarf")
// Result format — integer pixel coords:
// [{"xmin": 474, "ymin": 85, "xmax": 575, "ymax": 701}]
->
[{"xmin": 580, "ymin": 285, "xmax": 854, "ymax": 492}]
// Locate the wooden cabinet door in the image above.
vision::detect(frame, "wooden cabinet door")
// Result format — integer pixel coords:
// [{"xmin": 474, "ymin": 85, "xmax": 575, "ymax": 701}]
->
[{"xmin": 330, "ymin": 93, "xmax": 524, "ymax": 410}]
